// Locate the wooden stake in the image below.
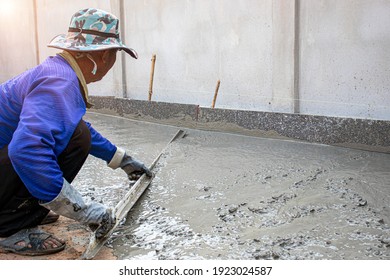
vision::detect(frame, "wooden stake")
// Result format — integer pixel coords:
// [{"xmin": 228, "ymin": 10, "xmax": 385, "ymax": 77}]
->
[
  {"xmin": 212, "ymin": 79, "xmax": 221, "ymax": 108},
  {"xmin": 148, "ymin": 54, "xmax": 157, "ymax": 101}
]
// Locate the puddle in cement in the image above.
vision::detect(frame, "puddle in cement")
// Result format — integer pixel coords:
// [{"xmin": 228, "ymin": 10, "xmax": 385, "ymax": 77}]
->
[{"xmin": 73, "ymin": 112, "xmax": 390, "ymax": 260}]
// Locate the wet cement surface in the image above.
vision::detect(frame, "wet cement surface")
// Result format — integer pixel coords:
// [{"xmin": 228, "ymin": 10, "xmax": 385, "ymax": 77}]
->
[
  {"xmin": 0, "ymin": 113, "xmax": 382, "ymax": 260},
  {"xmin": 68, "ymin": 112, "xmax": 390, "ymax": 259}
]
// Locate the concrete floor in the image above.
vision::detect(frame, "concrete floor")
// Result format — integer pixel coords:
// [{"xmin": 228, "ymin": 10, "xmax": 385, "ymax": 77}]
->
[{"xmin": 73, "ymin": 112, "xmax": 390, "ymax": 260}]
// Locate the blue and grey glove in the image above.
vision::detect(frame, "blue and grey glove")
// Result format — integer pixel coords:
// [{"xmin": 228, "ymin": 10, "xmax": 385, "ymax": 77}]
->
[
  {"xmin": 40, "ymin": 179, "xmax": 116, "ymax": 240},
  {"xmin": 108, "ymin": 147, "xmax": 152, "ymax": 181},
  {"xmin": 120, "ymin": 153, "xmax": 153, "ymax": 180}
]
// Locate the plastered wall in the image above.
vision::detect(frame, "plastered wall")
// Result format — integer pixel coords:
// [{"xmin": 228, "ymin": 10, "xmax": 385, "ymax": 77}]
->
[
  {"xmin": 1, "ymin": 0, "xmax": 389, "ymax": 121},
  {"xmin": 299, "ymin": 0, "xmax": 390, "ymax": 120}
]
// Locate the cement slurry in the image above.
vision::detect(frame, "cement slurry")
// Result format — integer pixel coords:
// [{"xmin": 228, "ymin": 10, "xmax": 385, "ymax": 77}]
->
[{"xmin": 74, "ymin": 112, "xmax": 390, "ymax": 260}]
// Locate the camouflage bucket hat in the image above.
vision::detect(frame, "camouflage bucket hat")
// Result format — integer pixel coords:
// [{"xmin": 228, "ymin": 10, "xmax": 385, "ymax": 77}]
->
[{"xmin": 48, "ymin": 8, "xmax": 137, "ymax": 59}]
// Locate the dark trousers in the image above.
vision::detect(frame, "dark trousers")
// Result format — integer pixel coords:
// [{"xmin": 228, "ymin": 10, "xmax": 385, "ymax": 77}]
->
[{"xmin": 0, "ymin": 120, "xmax": 91, "ymax": 237}]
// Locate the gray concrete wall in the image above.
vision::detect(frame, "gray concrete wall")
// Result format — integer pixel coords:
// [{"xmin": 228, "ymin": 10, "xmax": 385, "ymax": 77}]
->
[
  {"xmin": 299, "ymin": 0, "xmax": 390, "ymax": 120},
  {"xmin": 124, "ymin": 0, "xmax": 274, "ymax": 111},
  {"xmin": 1, "ymin": 0, "xmax": 390, "ymax": 121},
  {"xmin": 0, "ymin": 0, "xmax": 37, "ymax": 80}
]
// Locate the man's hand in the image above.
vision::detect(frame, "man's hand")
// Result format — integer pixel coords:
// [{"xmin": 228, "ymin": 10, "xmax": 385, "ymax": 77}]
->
[
  {"xmin": 95, "ymin": 208, "xmax": 116, "ymax": 240},
  {"xmin": 120, "ymin": 153, "xmax": 153, "ymax": 181}
]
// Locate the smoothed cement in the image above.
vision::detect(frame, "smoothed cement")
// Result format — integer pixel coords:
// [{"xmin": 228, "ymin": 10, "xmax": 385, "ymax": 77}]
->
[{"xmin": 73, "ymin": 112, "xmax": 390, "ymax": 260}]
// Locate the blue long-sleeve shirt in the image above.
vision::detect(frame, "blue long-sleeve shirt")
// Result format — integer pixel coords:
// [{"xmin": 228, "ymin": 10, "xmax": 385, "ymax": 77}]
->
[{"xmin": 0, "ymin": 55, "xmax": 116, "ymax": 202}]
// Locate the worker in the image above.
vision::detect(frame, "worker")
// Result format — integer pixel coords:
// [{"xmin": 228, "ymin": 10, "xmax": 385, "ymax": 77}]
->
[{"xmin": 0, "ymin": 8, "xmax": 152, "ymax": 256}]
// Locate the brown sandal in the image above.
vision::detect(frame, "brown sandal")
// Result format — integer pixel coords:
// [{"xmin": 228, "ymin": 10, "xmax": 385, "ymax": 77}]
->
[{"xmin": 0, "ymin": 228, "xmax": 65, "ymax": 256}]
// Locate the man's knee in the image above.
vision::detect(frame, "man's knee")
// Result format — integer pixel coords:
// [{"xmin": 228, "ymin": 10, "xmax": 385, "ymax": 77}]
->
[
  {"xmin": 69, "ymin": 120, "xmax": 91, "ymax": 157},
  {"xmin": 58, "ymin": 120, "xmax": 91, "ymax": 182}
]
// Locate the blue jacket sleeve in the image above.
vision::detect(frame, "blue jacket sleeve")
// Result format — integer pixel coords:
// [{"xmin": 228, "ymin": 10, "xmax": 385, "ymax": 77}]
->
[
  {"xmin": 8, "ymin": 76, "xmax": 85, "ymax": 202},
  {"xmin": 85, "ymin": 121, "xmax": 117, "ymax": 163}
]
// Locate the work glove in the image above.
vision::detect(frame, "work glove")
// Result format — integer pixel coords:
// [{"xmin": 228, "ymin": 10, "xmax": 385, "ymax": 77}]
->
[
  {"xmin": 108, "ymin": 147, "xmax": 153, "ymax": 181},
  {"xmin": 40, "ymin": 179, "xmax": 116, "ymax": 240},
  {"xmin": 120, "ymin": 153, "xmax": 153, "ymax": 181}
]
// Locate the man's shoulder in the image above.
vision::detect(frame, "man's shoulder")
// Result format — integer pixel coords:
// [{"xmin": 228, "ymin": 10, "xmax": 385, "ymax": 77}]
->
[{"xmin": 38, "ymin": 55, "xmax": 78, "ymax": 82}]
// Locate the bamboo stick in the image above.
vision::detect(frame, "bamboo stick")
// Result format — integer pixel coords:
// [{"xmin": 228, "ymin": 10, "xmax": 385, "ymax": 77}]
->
[
  {"xmin": 148, "ymin": 54, "xmax": 157, "ymax": 101},
  {"xmin": 212, "ymin": 79, "xmax": 221, "ymax": 108}
]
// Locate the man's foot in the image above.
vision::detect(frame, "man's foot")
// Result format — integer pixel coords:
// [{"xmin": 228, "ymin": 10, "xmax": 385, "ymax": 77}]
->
[{"xmin": 0, "ymin": 228, "xmax": 65, "ymax": 256}]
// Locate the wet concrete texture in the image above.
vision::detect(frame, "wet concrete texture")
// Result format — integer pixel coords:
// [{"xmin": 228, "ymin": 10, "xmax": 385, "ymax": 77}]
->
[
  {"xmin": 89, "ymin": 96, "xmax": 390, "ymax": 153},
  {"xmin": 70, "ymin": 112, "xmax": 390, "ymax": 260}
]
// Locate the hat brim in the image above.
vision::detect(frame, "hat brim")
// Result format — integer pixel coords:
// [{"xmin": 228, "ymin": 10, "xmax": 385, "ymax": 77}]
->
[{"xmin": 48, "ymin": 34, "xmax": 138, "ymax": 59}]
